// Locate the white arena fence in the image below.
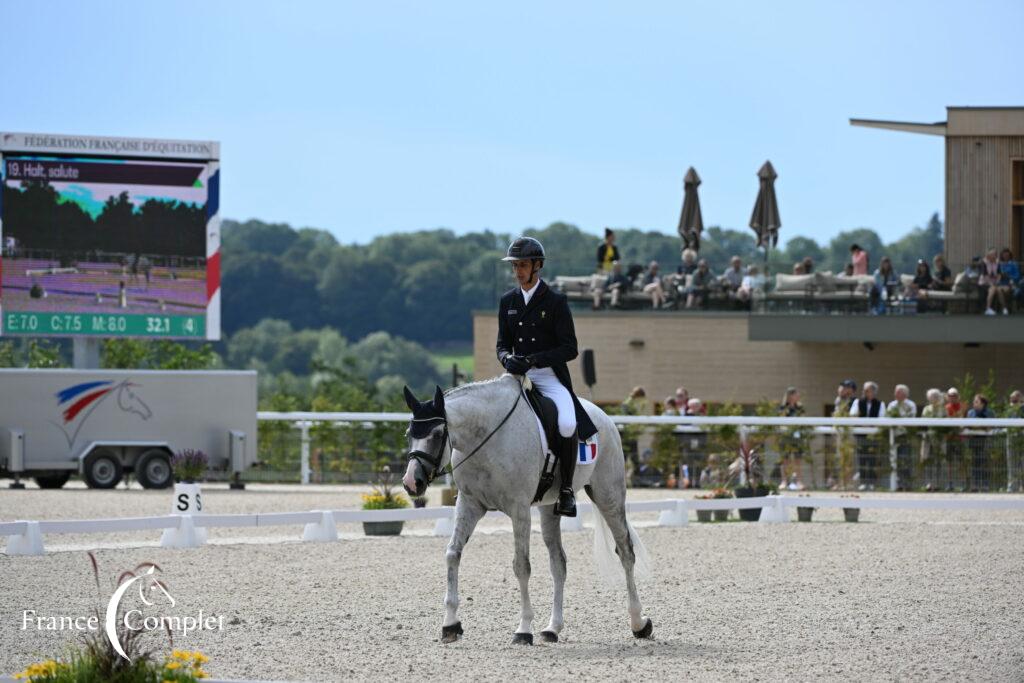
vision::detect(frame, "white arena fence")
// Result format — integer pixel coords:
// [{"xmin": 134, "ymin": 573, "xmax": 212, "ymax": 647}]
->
[
  {"xmin": 255, "ymin": 412, "xmax": 1024, "ymax": 493},
  {"xmin": 6, "ymin": 493, "xmax": 1024, "ymax": 556}
]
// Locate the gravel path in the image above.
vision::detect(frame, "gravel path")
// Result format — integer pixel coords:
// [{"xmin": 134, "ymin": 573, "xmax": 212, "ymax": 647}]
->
[{"xmin": 2, "ymin": 484, "xmax": 1022, "ymax": 681}]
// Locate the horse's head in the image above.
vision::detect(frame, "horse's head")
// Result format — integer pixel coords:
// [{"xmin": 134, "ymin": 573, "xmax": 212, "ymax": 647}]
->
[
  {"xmin": 117, "ymin": 382, "xmax": 152, "ymax": 420},
  {"xmin": 401, "ymin": 385, "xmax": 448, "ymax": 498}
]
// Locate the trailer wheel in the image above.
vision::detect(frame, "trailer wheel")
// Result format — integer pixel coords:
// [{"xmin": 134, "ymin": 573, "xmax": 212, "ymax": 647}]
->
[
  {"xmin": 83, "ymin": 449, "xmax": 123, "ymax": 489},
  {"xmin": 34, "ymin": 472, "xmax": 71, "ymax": 489},
  {"xmin": 136, "ymin": 449, "xmax": 173, "ymax": 489}
]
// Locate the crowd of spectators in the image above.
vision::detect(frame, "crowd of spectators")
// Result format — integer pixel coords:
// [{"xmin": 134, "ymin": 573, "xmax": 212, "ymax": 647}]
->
[{"xmin": 588, "ymin": 232, "xmax": 1024, "ymax": 314}]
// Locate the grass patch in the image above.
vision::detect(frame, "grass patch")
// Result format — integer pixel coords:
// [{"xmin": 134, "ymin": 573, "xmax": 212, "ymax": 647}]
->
[{"xmin": 430, "ymin": 344, "xmax": 474, "ymax": 380}]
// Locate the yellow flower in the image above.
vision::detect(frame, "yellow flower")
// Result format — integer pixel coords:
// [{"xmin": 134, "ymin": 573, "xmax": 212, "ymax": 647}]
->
[
  {"xmin": 192, "ymin": 651, "xmax": 210, "ymax": 664},
  {"xmin": 164, "ymin": 660, "xmax": 181, "ymax": 670},
  {"xmin": 171, "ymin": 649, "xmax": 191, "ymax": 660},
  {"xmin": 194, "ymin": 668, "xmax": 209, "ymax": 679}
]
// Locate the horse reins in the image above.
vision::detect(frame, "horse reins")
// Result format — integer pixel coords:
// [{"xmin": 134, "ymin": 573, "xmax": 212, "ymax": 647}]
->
[{"xmin": 407, "ymin": 377, "xmax": 525, "ymax": 485}]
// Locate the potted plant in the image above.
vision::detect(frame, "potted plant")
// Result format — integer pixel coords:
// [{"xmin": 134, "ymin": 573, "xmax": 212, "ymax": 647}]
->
[
  {"xmin": 841, "ymin": 494, "xmax": 860, "ymax": 522},
  {"xmin": 711, "ymin": 487, "xmax": 733, "ymax": 521},
  {"xmin": 169, "ymin": 449, "xmax": 207, "ymax": 515},
  {"xmin": 796, "ymin": 493, "xmax": 815, "ymax": 522},
  {"xmin": 693, "ymin": 493, "xmax": 714, "ymax": 522},
  {"xmin": 361, "ymin": 466, "xmax": 410, "ymax": 536},
  {"xmin": 728, "ymin": 430, "xmax": 773, "ymax": 521}
]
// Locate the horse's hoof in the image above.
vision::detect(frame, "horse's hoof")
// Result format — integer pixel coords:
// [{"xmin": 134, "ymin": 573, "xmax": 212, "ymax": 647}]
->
[
  {"xmin": 440, "ymin": 621, "xmax": 463, "ymax": 644},
  {"xmin": 632, "ymin": 618, "xmax": 653, "ymax": 639},
  {"xmin": 511, "ymin": 632, "xmax": 533, "ymax": 645},
  {"xmin": 540, "ymin": 630, "xmax": 559, "ymax": 643}
]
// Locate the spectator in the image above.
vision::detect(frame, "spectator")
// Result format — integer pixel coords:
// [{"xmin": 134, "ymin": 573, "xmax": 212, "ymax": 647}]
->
[
  {"xmin": 721, "ymin": 256, "xmax": 744, "ymax": 295},
  {"xmin": 920, "ymin": 388, "xmax": 946, "ymax": 490},
  {"xmin": 909, "ymin": 260, "xmax": 933, "ymax": 295},
  {"xmin": 1007, "ymin": 390, "xmax": 1024, "ymax": 417},
  {"xmin": 596, "ymin": 228, "xmax": 620, "ymax": 273},
  {"xmin": 850, "ymin": 243, "xmax": 869, "ymax": 275},
  {"xmin": 871, "ymin": 256, "xmax": 900, "ymax": 314},
  {"xmin": 677, "ymin": 248, "xmax": 698, "ymax": 277},
  {"xmin": 662, "ymin": 396, "xmax": 680, "ymax": 415},
  {"xmin": 801, "ymin": 256, "xmax": 815, "ymax": 274},
  {"xmin": 641, "ymin": 261, "xmax": 667, "ymax": 309},
  {"xmin": 850, "ymin": 380, "xmax": 883, "ymax": 489},
  {"xmin": 622, "ymin": 386, "xmax": 649, "ymax": 415},
  {"xmin": 966, "ymin": 394, "xmax": 995, "ymax": 490},
  {"xmin": 834, "ymin": 379, "xmax": 856, "ymax": 415},
  {"xmin": 997, "ymin": 248, "xmax": 1019, "ymax": 310},
  {"xmin": 944, "ymin": 387, "xmax": 964, "ymax": 417},
  {"xmin": 675, "ymin": 387, "xmax": 690, "ymax": 413},
  {"xmin": 967, "ymin": 393, "xmax": 994, "ymax": 419},
  {"xmin": 980, "ymin": 248, "xmax": 1007, "ymax": 315},
  {"xmin": 932, "ymin": 254, "xmax": 953, "ymax": 291},
  {"xmin": 792, "ymin": 261, "xmax": 805, "ymax": 275},
  {"xmin": 594, "ymin": 261, "xmax": 630, "ymax": 309},
  {"xmin": 699, "ymin": 453, "xmax": 721, "ymax": 489},
  {"xmin": 737, "ymin": 265, "xmax": 765, "ymax": 304},
  {"xmin": 887, "ymin": 384, "xmax": 917, "ymax": 418},
  {"xmin": 686, "ymin": 259, "xmax": 713, "ymax": 309},
  {"xmin": 778, "ymin": 386, "xmax": 805, "ymax": 417},
  {"xmin": 687, "ymin": 397, "xmax": 706, "ymax": 416},
  {"xmin": 843, "ymin": 263, "xmax": 854, "ymax": 277}
]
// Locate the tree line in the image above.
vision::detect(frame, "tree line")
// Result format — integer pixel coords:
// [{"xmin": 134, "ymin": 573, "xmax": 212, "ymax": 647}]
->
[{"xmin": 221, "ymin": 214, "xmax": 943, "ymax": 344}]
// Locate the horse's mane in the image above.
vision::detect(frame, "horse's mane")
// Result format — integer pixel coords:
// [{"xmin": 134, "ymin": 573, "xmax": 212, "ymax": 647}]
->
[{"xmin": 443, "ymin": 374, "xmax": 517, "ymax": 400}]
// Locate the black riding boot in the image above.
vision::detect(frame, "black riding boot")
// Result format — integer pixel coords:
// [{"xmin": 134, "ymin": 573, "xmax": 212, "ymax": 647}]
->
[{"xmin": 554, "ymin": 434, "xmax": 577, "ymax": 517}]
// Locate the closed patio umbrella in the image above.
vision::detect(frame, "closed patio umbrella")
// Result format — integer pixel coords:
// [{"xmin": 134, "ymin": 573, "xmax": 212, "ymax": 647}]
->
[
  {"xmin": 677, "ymin": 167, "xmax": 704, "ymax": 252},
  {"xmin": 749, "ymin": 160, "xmax": 781, "ymax": 274}
]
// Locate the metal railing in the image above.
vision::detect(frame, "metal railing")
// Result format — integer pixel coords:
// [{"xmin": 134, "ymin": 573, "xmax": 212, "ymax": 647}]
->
[{"xmin": 254, "ymin": 413, "xmax": 1024, "ymax": 492}]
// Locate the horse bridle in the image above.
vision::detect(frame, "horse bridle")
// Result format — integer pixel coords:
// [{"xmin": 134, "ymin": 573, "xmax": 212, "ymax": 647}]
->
[{"xmin": 405, "ymin": 377, "xmax": 524, "ymax": 486}]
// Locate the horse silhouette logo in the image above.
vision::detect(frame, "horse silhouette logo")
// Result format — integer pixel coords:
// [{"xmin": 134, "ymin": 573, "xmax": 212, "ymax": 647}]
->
[
  {"xmin": 105, "ymin": 565, "xmax": 175, "ymax": 661},
  {"xmin": 52, "ymin": 379, "xmax": 153, "ymax": 448}
]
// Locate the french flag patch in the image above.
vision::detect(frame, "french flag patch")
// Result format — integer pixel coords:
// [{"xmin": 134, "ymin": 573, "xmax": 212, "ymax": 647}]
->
[{"xmin": 578, "ymin": 436, "xmax": 598, "ymax": 464}]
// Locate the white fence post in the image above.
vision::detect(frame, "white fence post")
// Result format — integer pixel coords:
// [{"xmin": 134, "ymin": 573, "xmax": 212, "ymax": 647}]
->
[
  {"xmin": 302, "ymin": 510, "xmax": 338, "ymax": 542},
  {"xmin": 300, "ymin": 422, "xmax": 311, "ymax": 486},
  {"xmin": 5, "ymin": 521, "xmax": 45, "ymax": 556},
  {"xmin": 432, "ymin": 507, "xmax": 456, "ymax": 537},
  {"xmin": 758, "ymin": 495, "xmax": 789, "ymax": 523},
  {"xmin": 889, "ymin": 429, "xmax": 899, "ymax": 492},
  {"xmin": 657, "ymin": 499, "xmax": 688, "ymax": 527},
  {"xmin": 160, "ymin": 515, "xmax": 206, "ymax": 549}
]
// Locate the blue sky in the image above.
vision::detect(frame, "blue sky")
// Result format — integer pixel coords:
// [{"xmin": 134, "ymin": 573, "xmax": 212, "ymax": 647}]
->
[{"xmin": 1, "ymin": 1, "xmax": 1020, "ymax": 246}]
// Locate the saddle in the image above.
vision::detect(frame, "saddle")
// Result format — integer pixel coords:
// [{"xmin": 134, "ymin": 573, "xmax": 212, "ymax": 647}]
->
[{"xmin": 524, "ymin": 385, "xmax": 562, "ymax": 503}]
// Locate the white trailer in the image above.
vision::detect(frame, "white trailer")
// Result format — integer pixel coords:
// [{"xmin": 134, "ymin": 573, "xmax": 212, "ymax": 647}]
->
[{"xmin": 0, "ymin": 369, "xmax": 257, "ymax": 489}]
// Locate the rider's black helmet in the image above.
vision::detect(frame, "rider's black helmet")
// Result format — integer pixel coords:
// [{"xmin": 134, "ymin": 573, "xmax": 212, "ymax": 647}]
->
[{"xmin": 502, "ymin": 237, "xmax": 545, "ymax": 262}]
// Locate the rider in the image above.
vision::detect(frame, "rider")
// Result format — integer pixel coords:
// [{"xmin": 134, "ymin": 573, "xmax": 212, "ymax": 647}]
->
[{"xmin": 496, "ymin": 237, "xmax": 597, "ymax": 517}]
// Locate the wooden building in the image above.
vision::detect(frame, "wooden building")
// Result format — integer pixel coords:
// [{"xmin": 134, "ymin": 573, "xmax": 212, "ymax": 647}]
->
[{"xmin": 852, "ymin": 106, "xmax": 1024, "ymax": 266}]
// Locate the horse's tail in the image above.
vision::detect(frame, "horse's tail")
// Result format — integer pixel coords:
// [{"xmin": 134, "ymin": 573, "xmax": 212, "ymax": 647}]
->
[{"xmin": 592, "ymin": 505, "xmax": 653, "ymax": 588}]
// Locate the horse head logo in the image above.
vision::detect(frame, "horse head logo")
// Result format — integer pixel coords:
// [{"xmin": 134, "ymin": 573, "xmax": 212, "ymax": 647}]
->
[
  {"xmin": 117, "ymin": 383, "xmax": 152, "ymax": 420},
  {"xmin": 105, "ymin": 564, "xmax": 175, "ymax": 662}
]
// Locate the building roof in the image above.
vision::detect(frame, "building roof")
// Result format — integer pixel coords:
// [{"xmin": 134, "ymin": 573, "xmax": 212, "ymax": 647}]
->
[{"xmin": 850, "ymin": 106, "xmax": 1024, "ymax": 137}]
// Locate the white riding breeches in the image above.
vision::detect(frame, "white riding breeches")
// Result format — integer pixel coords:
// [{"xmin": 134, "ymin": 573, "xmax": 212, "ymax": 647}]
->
[{"xmin": 526, "ymin": 367, "xmax": 577, "ymax": 438}]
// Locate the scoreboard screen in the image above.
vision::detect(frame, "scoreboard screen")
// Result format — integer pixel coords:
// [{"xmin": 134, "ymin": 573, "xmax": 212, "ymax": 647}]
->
[{"xmin": 0, "ymin": 133, "xmax": 220, "ymax": 339}]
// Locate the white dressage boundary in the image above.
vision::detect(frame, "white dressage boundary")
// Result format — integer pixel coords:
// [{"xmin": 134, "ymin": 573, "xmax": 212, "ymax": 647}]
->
[{"xmin": 5, "ymin": 495, "xmax": 1024, "ymax": 556}]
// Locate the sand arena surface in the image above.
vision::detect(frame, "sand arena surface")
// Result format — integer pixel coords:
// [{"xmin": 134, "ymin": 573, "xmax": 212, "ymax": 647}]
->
[{"xmin": 1, "ymin": 483, "xmax": 1022, "ymax": 681}]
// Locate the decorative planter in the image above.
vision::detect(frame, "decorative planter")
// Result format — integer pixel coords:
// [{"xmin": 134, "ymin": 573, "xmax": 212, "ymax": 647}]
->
[
  {"xmin": 363, "ymin": 520, "xmax": 404, "ymax": 536},
  {"xmin": 734, "ymin": 485, "xmax": 771, "ymax": 521},
  {"xmin": 713, "ymin": 509, "xmax": 730, "ymax": 522},
  {"xmin": 843, "ymin": 507, "xmax": 860, "ymax": 523},
  {"xmin": 797, "ymin": 506, "xmax": 815, "ymax": 522},
  {"xmin": 696, "ymin": 509, "xmax": 713, "ymax": 523},
  {"xmin": 441, "ymin": 487, "xmax": 458, "ymax": 507}
]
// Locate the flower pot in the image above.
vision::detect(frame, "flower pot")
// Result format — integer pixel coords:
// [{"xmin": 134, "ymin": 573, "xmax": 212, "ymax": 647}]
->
[
  {"xmin": 734, "ymin": 485, "xmax": 771, "ymax": 521},
  {"xmin": 843, "ymin": 507, "xmax": 860, "ymax": 523},
  {"xmin": 713, "ymin": 509, "xmax": 730, "ymax": 522},
  {"xmin": 797, "ymin": 506, "xmax": 814, "ymax": 522},
  {"xmin": 696, "ymin": 509, "xmax": 712, "ymax": 523},
  {"xmin": 363, "ymin": 520, "xmax": 405, "ymax": 536},
  {"xmin": 441, "ymin": 487, "xmax": 458, "ymax": 507}
]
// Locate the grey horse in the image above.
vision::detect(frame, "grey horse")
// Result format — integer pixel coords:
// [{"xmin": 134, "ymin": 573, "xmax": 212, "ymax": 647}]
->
[{"xmin": 402, "ymin": 374, "xmax": 653, "ymax": 645}]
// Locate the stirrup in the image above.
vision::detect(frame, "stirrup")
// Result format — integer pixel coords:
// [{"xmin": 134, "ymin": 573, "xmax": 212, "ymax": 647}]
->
[{"xmin": 554, "ymin": 488, "xmax": 577, "ymax": 517}]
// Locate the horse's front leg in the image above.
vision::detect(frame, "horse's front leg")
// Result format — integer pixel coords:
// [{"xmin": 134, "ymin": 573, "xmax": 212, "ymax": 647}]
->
[
  {"xmin": 539, "ymin": 505, "xmax": 566, "ymax": 642},
  {"xmin": 510, "ymin": 504, "xmax": 534, "ymax": 645},
  {"xmin": 442, "ymin": 494, "xmax": 486, "ymax": 643}
]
